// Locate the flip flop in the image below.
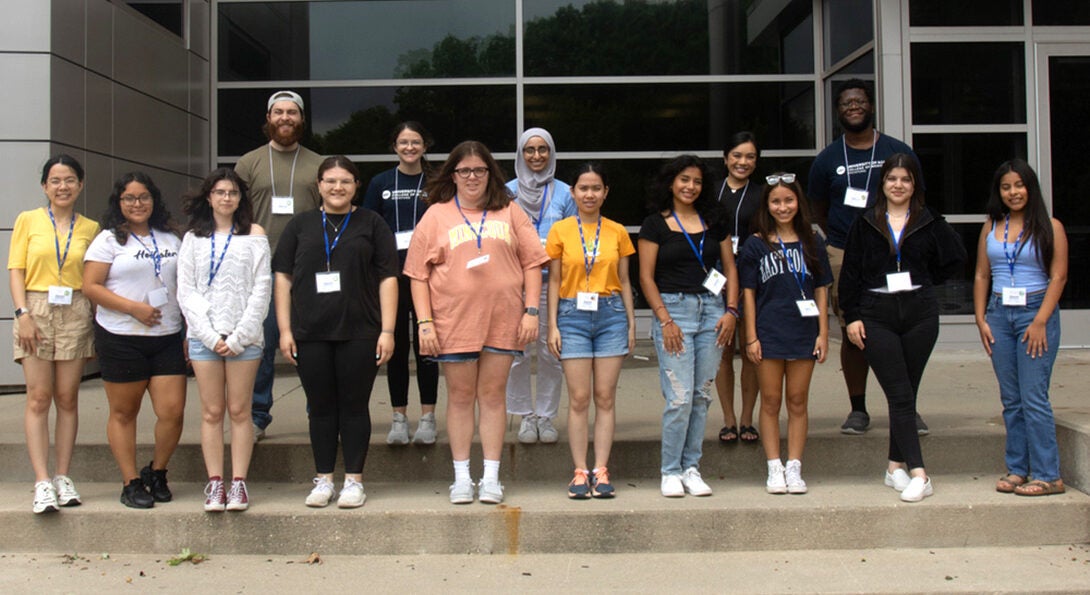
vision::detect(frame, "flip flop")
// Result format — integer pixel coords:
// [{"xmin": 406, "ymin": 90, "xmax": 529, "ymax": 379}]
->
[
  {"xmin": 1014, "ymin": 479, "xmax": 1065, "ymax": 496},
  {"xmin": 995, "ymin": 474, "xmax": 1026, "ymax": 493},
  {"xmin": 739, "ymin": 425, "xmax": 760, "ymax": 443},
  {"xmin": 719, "ymin": 426, "xmax": 738, "ymax": 443}
]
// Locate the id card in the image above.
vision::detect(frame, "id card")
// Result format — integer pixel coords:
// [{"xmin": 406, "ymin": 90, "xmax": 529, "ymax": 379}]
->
[
  {"xmin": 147, "ymin": 287, "xmax": 169, "ymax": 308},
  {"xmin": 316, "ymin": 271, "xmax": 341, "ymax": 293},
  {"xmin": 467, "ymin": 254, "xmax": 490, "ymax": 269},
  {"xmin": 886, "ymin": 271, "xmax": 913, "ymax": 292},
  {"xmin": 796, "ymin": 299, "xmax": 820, "ymax": 317},
  {"xmin": 395, "ymin": 230, "xmax": 414, "ymax": 250},
  {"xmin": 702, "ymin": 268, "xmax": 726, "ymax": 296},
  {"xmin": 271, "ymin": 196, "xmax": 294, "ymax": 215},
  {"xmin": 844, "ymin": 187, "xmax": 869, "ymax": 209},
  {"xmin": 731, "ymin": 236, "xmax": 739, "ymax": 255},
  {"xmin": 47, "ymin": 285, "xmax": 73, "ymax": 306},
  {"xmin": 185, "ymin": 293, "xmax": 212, "ymax": 316},
  {"xmin": 577, "ymin": 292, "xmax": 599, "ymax": 311},
  {"xmin": 1002, "ymin": 286, "xmax": 1027, "ymax": 306}
]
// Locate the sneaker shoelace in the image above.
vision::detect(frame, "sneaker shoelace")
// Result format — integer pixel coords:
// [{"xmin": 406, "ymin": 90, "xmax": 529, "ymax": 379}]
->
[
  {"xmin": 571, "ymin": 469, "xmax": 590, "ymax": 487},
  {"xmin": 205, "ymin": 480, "xmax": 225, "ymax": 502},
  {"xmin": 54, "ymin": 476, "xmax": 78, "ymax": 499},
  {"xmin": 593, "ymin": 467, "xmax": 610, "ymax": 487},
  {"xmin": 313, "ymin": 477, "xmax": 334, "ymax": 494},
  {"xmin": 228, "ymin": 480, "xmax": 247, "ymax": 502}
]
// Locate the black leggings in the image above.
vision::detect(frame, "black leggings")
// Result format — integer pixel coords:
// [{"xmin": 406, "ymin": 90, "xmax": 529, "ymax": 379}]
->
[
  {"xmin": 296, "ymin": 338, "xmax": 379, "ymax": 474},
  {"xmin": 387, "ymin": 274, "xmax": 439, "ymax": 408},
  {"xmin": 858, "ymin": 290, "xmax": 939, "ymax": 470}
]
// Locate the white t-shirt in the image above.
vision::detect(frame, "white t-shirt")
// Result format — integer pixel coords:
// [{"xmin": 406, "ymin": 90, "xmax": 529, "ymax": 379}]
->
[{"xmin": 84, "ymin": 229, "xmax": 183, "ymax": 336}]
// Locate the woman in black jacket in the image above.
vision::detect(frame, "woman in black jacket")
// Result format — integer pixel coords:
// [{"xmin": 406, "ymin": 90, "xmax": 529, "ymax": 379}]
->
[{"xmin": 839, "ymin": 153, "xmax": 966, "ymax": 503}]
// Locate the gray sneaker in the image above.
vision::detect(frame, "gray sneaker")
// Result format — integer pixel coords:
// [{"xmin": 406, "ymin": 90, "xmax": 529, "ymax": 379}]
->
[
  {"xmin": 536, "ymin": 416, "xmax": 559, "ymax": 444},
  {"xmin": 387, "ymin": 412, "xmax": 410, "ymax": 445},
  {"xmin": 916, "ymin": 414, "xmax": 930, "ymax": 436},
  {"xmin": 478, "ymin": 478, "xmax": 504, "ymax": 504},
  {"xmin": 413, "ymin": 412, "xmax": 437, "ymax": 445},
  {"xmin": 840, "ymin": 411, "xmax": 870, "ymax": 435},
  {"xmin": 253, "ymin": 423, "xmax": 266, "ymax": 443},
  {"xmin": 517, "ymin": 415, "xmax": 538, "ymax": 444},
  {"xmin": 449, "ymin": 479, "xmax": 474, "ymax": 504}
]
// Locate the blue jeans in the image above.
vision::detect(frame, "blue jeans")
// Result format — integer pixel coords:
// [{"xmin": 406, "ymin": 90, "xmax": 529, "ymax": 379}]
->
[
  {"xmin": 986, "ymin": 292, "xmax": 1061, "ymax": 481},
  {"xmin": 651, "ymin": 292, "xmax": 724, "ymax": 476},
  {"xmin": 251, "ymin": 298, "xmax": 278, "ymax": 430}
]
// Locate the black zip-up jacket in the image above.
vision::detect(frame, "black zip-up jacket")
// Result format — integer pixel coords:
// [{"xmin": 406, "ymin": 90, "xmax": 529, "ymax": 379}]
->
[{"xmin": 838, "ymin": 207, "xmax": 967, "ymax": 324}]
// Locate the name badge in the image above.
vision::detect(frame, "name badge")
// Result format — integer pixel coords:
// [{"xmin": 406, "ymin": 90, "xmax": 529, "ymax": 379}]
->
[
  {"xmin": 540, "ymin": 237, "xmax": 548, "ymax": 247},
  {"xmin": 731, "ymin": 236, "xmax": 739, "ymax": 255},
  {"xmin": 316, "ymin": 271, "xmax": 341, "ymax": 293},
  {"xmin": 147, "ymin": 286, "xmax": 169, "ymax": 308},
  {"xmin": 844, "ymin": 187, "xmax": 869, "ymax": 209},
  {"xmin": 577, "ymin": 292, "xmax": 599, "ymax": 311},
  {"xmin": 466, "ymin": 254, "xmax": 490, "ymax": 269},
  {"xmin": 47, "ymin": 285, "xmax": 73, "ymax": 306},
  {"xmin": 886, "ymin": 271, "xmax": 913, "ymax": 292},
  {"xmin": 1002, "ymin": 287, "xmax": 1027, "ymax": 306},
  {"xmin": 395, "ymin": 230, "xmax": 414, "ymax": 250},
  {"xmin": 271, "ymin": 195, "xmax": 294, "ymax": 215},
  {"xmin": 185, "ymin": 293, "xmax": 212, "ymax": 316},
  {"xmin": 796, "ymin": 299, "xmax": 820, "ymax": 317},
  {"xmin": 702, "ymin": 268, "xmax": 726, "ymax": 296}
]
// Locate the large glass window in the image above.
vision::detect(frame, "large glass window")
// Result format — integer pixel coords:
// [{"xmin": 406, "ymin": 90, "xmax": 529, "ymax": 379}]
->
[
  {"xmin": 911, "ymin": 43, "xmax": 1025, "ymax": 125},
  {"xmin": 913, "ymin": 133, "xmax": 1027, "ymax": 215},
  {"xmin": 823, "ymin": 0, "xmax": 872, "ymax": 68},
  {"xmin": 124, "ymin": 2, "xmax": 184, "ymax": 37},
  {"xmin": 1034, "ymin": 1, "xmax": 1090, "ymax": 26},
  {"xmin": 909, "ymin": 0, "xmax": 1023, "ymax": 27}
]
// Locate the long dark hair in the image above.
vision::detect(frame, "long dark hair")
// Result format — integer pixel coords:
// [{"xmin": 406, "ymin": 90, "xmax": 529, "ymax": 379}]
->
[
  {"xmin": 425, "ymin": 140, "xmax": 511, "ymax": 211},
  {"xmin": 648, "ymin": 154, "xmax": 723, "ymax": 225},
  {"xmin": 41, "ymin": 154, "xmax": 85, "ymax": 184},
  {"xmin": 986, "ymin": 159, "xmax": 1054, "ymax": 269},
  {"xmin": 391, "ymin": 121, "xmax": 434, "ymax": 176},
  {"xmin": 183, "ymin": 168, "xmax": 254, "ymax": 237},
  {"xmin": 102, "ymin": 172, "xmax": 179, "ymax": 244},
  {"xmin": 752, "ymin": 174, "xmax": 822, "ymax": 276},
  {"xmin": 874, "ymin": 153, "xmax": 927, "ymax": 254}
]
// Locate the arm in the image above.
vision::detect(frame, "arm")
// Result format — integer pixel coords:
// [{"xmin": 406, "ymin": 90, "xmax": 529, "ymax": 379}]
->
[
  {"xmin": 274, "ymin": 272, "xmax": 296, "ymax": 365},
  {"xmin": 743, "ymin": 287, "xmax": 760, "ymax": 363},
  {"xmin": 410, "ymin": 278, "xmax": 439, "ymax": 356},
  {"xmin": 10, "ymin": 269, "xmax": 42, "ymax": 353},
  {"xmin": 518, "ymin": 264, "xmax": 543, "ymax": 345},
  {"xmin": 618, "ymin": 255, "xmax": 637, "ymax": 353},
  {"xmin": 638, "ymin": 238, "xmax": 682, "ymax": 355},
  {"xmin": 814, "ymin": 285, "xmax": 829, "ymax": 363},
  {"xmin": 226, "ymin": 236, "xmax": 273, "ymax": 355},
  {"xmin": 82, "ymin": 260, "xmax": 161, "ymax": 327},
  {"xmin": 546, "ymin": 258, "xmax": 562, "ymax": 359},
  {"xmin": 1022, "ymin": 219, "xmax": 1068, "ymax": 358},
  {"xmin": 972, "ymin": 222, "xmax": 995, "ymax": 355},
  {"xmin": 177, "ymin": 235, "xmax": 221, "ymax": 350},
  {"xmin": 715, "ymin": 235, "xmax": 739, "ymax": 347},
  {"xmin": 376, "ymin": 275, "xmax": 398, "ymax": 365}
]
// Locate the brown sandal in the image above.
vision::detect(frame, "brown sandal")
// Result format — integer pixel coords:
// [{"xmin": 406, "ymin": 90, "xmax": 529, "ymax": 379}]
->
[
  {"xmin": 1014, "ymin": 479, "xmax": 1065, "ymax": 497},
  {"xmin": 995, "ymin": 474, "xmax": 1026, "ymax": 493}
]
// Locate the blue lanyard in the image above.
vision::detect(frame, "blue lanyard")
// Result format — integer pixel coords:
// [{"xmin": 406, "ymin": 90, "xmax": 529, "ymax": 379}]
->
[
  {"xmin": 842, "ymin": 130, "xmax": 878, "ymax": 191},
  {"xmin": 46, "ymin": 206, "xmax": 75, "ymax": 284},
  {"xmin": 208, "ymin": 227, "xmax": 234, "ymax": 286},
  {"xmin": 454, "ymin": 195, "xmax": 488, "ymax": 253},
  {"xmin": 321, "ymin": 208, "xmax": 353, "ymax": 272},
  {"xmin": 1003, "ymin": 214, "xmax": 1026, "ymax": 287},
  {"xmin": 132, "ymin": 229, "xmax": 163, "ymax": 284},
  {"xmin": 533, "ymin": 183, "xmax": 550, "ymax": 233},
  {"xmin": 671, "ymin": 211, "xmax": 707, "ymax": 273},
  {"xmin": 577, "ymin": 216, "xmax": 602, "ymax": 292},
  {"xmin": 776, "ymin": 235, "xmax": 809, "ymax": 299},
  {"xmin": 885, "ymin": 213, "xmax": 903, "ymax": 272}
]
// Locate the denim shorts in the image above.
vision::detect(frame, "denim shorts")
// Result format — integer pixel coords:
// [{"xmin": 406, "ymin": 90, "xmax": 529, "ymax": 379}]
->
[
  {"xmin": 555, "ymin": 294, "xmax": 629, "ymax": 359},
  {"xmin": 429, "ymin": 346, "xmax": 524, "ymax": 363},
  {"xmin": 187, "ymin": 338, "xmax": 263, "ymax": 362}
]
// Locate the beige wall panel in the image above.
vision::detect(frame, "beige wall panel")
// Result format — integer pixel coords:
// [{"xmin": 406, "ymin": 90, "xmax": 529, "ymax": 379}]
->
[
  {"xmin": 49, "ymin": 56, "xmax": 86, "ymax": 149},
  {"xmin": 0, "ymin": 229, "xmax": 12, "ymax": 321},
  {"xmin": 0, "ymin": 142, "xmax": 53, "ymax": 223},
  {"xmin": 0, "ymin": 0, "xmax": 50, "ymax": 52},
  {"xmin": 0, "ymin": 54, "xmax": 51, "ymax": 140},
  {"xmin": 190, "ymin": 114, "xmax": 210, "ymax": 177},
  {"xmin": 189, "ymin": 53, "xmax": 209, "ymax": 120},
  {"xmin": 112, "ymin": 8, "xmax": 188, "ymax": 110},
  {"xmin": 86, "ymin": 0, "xmax": 113, "ymax": 77},
  {"xmin": 112, "ymin": 85, "xmax": 189, "ymax": 176},
  {"xmin": 0, "ymin": 319, "xmax": 19, "ymax": 386},
  {"xmin": 85, "ymin": 71, "xmax": 112, "ymax": 155},
  {"xmin": 190, "ymin": 0, "xmax": 210, "ymax": 61},
  {"xmin": 50, "ymin": 0, "xmax": 86, "ymax": 65},
  {"xmin": 80, "ymin": 149, "xmax": 113, "ymax": 220}
]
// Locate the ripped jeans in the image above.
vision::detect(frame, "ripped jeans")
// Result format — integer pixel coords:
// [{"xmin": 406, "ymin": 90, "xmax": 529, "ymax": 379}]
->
[{"xmin": 651, "ymin": 292, "xmax": 724, "ymax": 476}]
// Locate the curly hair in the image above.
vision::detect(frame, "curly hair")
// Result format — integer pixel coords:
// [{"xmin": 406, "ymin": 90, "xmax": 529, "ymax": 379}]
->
[
  {"xmin": 648, "ymin": 154, "xmax": 724, "ymax": 226},
  {"xmin": 101, "ymin": 171, "xmax": 179, "ymax": 244},
  {"xmin": 183, "ymin": 168, "xmax": 254, "ymax": 237}
]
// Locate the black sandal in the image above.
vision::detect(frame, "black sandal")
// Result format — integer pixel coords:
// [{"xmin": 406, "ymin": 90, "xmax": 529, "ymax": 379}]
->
[
  {"xmin": 719, "ymin": 426, "xmax": 738, "ymax": 443},
  {"xmin": 739, "ymin": 425, "xmax": 760, "ymax": 443}
]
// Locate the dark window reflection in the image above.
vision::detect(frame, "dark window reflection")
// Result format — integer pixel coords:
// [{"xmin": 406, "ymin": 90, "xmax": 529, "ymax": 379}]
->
[
  {"xmin": 524, "ymin": 82, "xmax": 814, "ymax": 152},
  {"xmin": 124, "ymin": 2, "xmax": 184, "ymax": 37},
  {"xmin": 911, "ymin": 43, "xmax": 1025, "ymax": 124},
  {"xmin": 909, "ymin": 0, "xmax": 1022, "ymax": 26},
  {"xmin": 524, "ymin": 0, "xmax": 813, "ymax": 76},
  {"xmin": 1034, "ymin": 0, "xmax": 1090, "ymax": 26},
  {"xmin": 1047, "ymin": 55, "xmax": 1090, "ymax": 308},
  {"xmin": 913, "ymin": 133, "xmax": 1027, "ymax": 215},
  {"xmin": 933, "ymin": 223, "xmax": 979, "ymax": 316},
  {"xmin": 823, "ymin": 0, "xmax": 872, "ymax": 68}
]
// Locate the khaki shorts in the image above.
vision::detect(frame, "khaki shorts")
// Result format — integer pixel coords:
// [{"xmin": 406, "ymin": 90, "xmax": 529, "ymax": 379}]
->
[
  {"xmin": 13, "ymin": 291, "xmax": 95, "ymax": 361},
  {"xmin": 825, "ymin": 245, "xmax": 847, "ymax": 328}
]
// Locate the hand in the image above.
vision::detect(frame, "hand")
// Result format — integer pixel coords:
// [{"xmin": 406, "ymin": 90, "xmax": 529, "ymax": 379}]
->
[
  {"xmin": 547, "ymin": 325, "xmax": 562, "ymax": 359},
  {"xmin": 1021, "ymin": 320, "xmax": 1049, "ymax": 359},
  {"xmin": 715, "ymin": 313, "xmax": 736, "ymax": 348},
  {"xmin": 279, "ymin": 331, "xmax": 298, "ymax": 366},
  {"xmin": 132, "ymin": 303, "xmax": 162, "ymax": 327},
  {"xmin": 517, "ymin": 313, "xmax": 539, "ymax": 345},
  {"xmin": 627, "ymin": 327, "xmax": 636, "ymax": 354},
  {"xmin": 977, "ymin": 321, "xmax": 995, "ymax": 356},
  {"xmin": 417, "ymin": 322, "xmax": 440, "ymax": 356},
  {"xmin": 660, "ymin": 320, "xmax": 684, "ymax": 356},
  {"xmin": 745, "ymin": 339, "xmax": 762, "ymax": 364},
  {"xmin": 376, "ymin": 332, "xmax": 394, "ymax": 366},
  {"xmin": 16, "ymin": 315, "xmax": 43, "ymax": 355},
  {"xmin": 846, "ymin": 320, "xmax": 867, "ymax": 350},
  {"xmin": 213, "ymin": 338, "xmax": 236, "ymax": 358},
  {"xmin": 813, "ymin": 335, "xmax": 828, "ymax": 363}
]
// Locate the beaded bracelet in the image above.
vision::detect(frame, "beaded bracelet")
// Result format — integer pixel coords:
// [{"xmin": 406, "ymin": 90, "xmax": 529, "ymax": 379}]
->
[{"xmin": 725, "ymin": 305, "xmax": 741, "ymax": 319}]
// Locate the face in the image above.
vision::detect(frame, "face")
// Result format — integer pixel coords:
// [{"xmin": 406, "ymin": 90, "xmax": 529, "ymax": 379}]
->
[
  {"xmin": 671, "ymin": 166, "xmax": 703, "ymax": 207},
  {"xmin": 837, "ymin": 88, "xmax": 874, "ymax": 134},
  {"xmin": 394, "ymin": 129, "xmax": 426, "ymax": 166},
  {"xmin": 318, "ymin": 166, "xmax": 358, "ymax": 213},
  {"xmin": 42, "ymin": 164, "xmax": 83, "ymax": 210},
  {"xmin": 266, "ymin": 100, "xmax": 304, "ymax": 146},
  {"xmin": 724, "ymin": 142, "xmax": 758, "ymax": 183},
  {"xmin": 452, "ymin": 155, "xmax": 489, "ymax": 205},
  {"xmin": 119, "ymin": 181, "xmax": 154, "ymax": 226},
  {"xmin": 767, "ymin": 185, "xmax": 799, "ymax": 227},
  {"xmin": 572, "ymin": 172, "xmax": 609, "ymax": 216},
  {"xmin": 999, "ymin": 171, "xmax": 1027, "ymax": 212},
  {"xmin": 522, "ymin": 136, "xmax": 550, "ymax": 174},
  {"xmin": 208, "ymin": 179, "xmax": 241, "ymax": 219},
  {"xmin": 883, "ymin": 167, "xmax": 915, "ymax": 208}
]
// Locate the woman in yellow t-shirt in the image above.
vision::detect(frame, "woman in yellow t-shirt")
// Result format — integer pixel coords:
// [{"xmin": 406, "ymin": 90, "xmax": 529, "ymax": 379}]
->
[
  {"xmin": 546, "ymin": 163, "xmax": 636, "ymax": 498},
  {"xmin": 8, "ymin": 154, "xmax": 100, "ymax": 514}
]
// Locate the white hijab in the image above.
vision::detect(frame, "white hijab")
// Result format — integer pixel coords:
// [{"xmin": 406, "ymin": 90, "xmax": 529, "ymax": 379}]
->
[{"xmin": 513, "ymin": 127, "xmax": 557, "ymax": 218}]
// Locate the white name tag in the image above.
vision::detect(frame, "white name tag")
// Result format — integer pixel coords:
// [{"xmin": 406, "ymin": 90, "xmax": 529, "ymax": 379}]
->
[
  {"xmin": 185, "ymin": 293, "xmax": 212, "ymax": 316},
  {"xmin": 47, "ymin": 285, "xmax": 73, "ymax": 305},
  {"xmin": 316, "ymin": 271, "xmax": 341, "ymax": 293},
  {"xmin": 1002, "ymin": 286, "xmax": 1027, "ymax": 306},
  {"xmin": 796, "ymin": 299, "xmax": 820, "ymax": 317},
  {"xmin": 731, "ymin": 236, "xmax": 739, "ymax": 255},
  {"xmin": 886, "ymin": 271, "xmax": 913, "ymax": 292},
  {"xmin": 147, "ymin": 286, "xmax": 169, "ymax": 308},
  {"xmin": 844, "ymin": 187, "xmax": 869, "ymax": 209},
  {"xmin": 577, "ymin": 292, "xmax": 599, "ymax": 311},
  {"xmin": 702, "ymin": 268, "xmax": 726, "ymax": 296},
  {"xmin": 395, "ymin": 230, "xmax": 414, "ymax": 250},
  {"xmin": 271, "ymin": 195, "xmax": 294, "ymax": 215},
  {"xmin": 466, "ymin": 254, "xmax": 490, "ymax": 269}
]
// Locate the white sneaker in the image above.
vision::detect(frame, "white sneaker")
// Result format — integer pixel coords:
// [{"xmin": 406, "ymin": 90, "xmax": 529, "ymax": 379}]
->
[
  {"xmin": 885, "ymin": 468, "xmax": 911, "ymax": 492},
  {"xmin": 387, "ymin": 412, "xmax": 410, "ymax": 445},
  {"xmin": 305, "ymin": 476, "xmax": 336, "ymax": 507},
  {"xmin": 785, "ymin": 460, "xmax": 808, "ymax": 494},
  {"xmin": 536, "ymin": 416, "xmax": 559, "ymax": 443},
  {"xmin": 338, "ymin": 478, "xmax": 366, "ymax": 508},
  {"xmin": 412, "ymin": 412, "xmax": 437, "ymax": 445},
  {"xmin": 32, "ymin": 480, "xmax": 59, "ymax": 514},
  {"xmin": 766, "ymin": 460, "xmax": 787, "ymax": 494},
  {"xmin": 517, "ymin": 415, "xmax": 538, "ymax": 444},
  {"xmin": 52, "ymin": 475, "xmax": 81, "ymax": 506},
  {"xmin": 681, "ymin": 467, "xmax": 712, "ymax": 496},
  {"xmin": 449, "ymin": 478, "xmax": 474, "ymax": 504},
  {"xmin": 253, "ymin": 423, "xmax": 266, "ymax": 443},
  {"xmin": 900, "ymin": 476, "xmax": 933, "ymax": 502},
  {"xmin": 478, "ymin": 478, "xmax": 504, "ymax": 504},
  {"xmin": 661, "ymin": 474, "xmax": 684, "ymax": 498}
]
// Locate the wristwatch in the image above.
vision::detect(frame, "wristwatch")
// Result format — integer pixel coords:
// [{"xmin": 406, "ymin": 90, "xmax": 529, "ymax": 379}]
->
[
  {"xmin": 524, "ymin": 307, "xmax": 539, "ymax": 316},
  {"xmin": 14, "ymin": 307, "xmax": 28, "ymax": 318}
]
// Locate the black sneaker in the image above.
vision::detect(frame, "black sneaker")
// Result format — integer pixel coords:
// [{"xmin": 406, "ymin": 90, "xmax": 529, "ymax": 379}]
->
[
  {"xmin": 840, "ymin": 411, "xmax": 870, "ymax": 435},
  {"xmin": 120, "ymin": 477, "xmax": 155, "ymax": 509},
  {"xmin": 140, "ymin": 461, "xmax": 172, "ymax": 502}
]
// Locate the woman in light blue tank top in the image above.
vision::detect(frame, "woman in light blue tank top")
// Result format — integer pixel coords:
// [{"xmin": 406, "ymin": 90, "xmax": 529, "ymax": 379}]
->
[{"xmin": 973, "ymin": 159, "xmax": 1068, "ymax": 496}]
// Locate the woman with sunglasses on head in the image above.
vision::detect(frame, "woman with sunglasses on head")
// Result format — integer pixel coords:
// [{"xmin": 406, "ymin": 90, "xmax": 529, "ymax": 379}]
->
[
  {"xmin": 639, "ymin": 154, "xmax": 738, "ymax": 498},
  {"xmin": 83, "ymin": 172, "xmax": 186, "ymax": 509},
  {"xmin": 974, "ymin": 159, "xmax": 1068, "ymax": 497},
  {"xmin": 177, "ymin": 168, "xmax": 271, "ymax": 512},
  {"xmin": 738, "ymin": 173, "xmax": 830, "ymax": 495},
  {"xmin": 840, "ymin": 153, "xmax": 966, "ymax": 502},
  {"xmin": 9, "ymin": 154, "xmax": 100, "ymax": 514},
  {"xmin": 404, "ymin": 140, "xmax": 548, "ymax": 505},
  {"xmin": 362, "ymin": 122, "xmax": 441, "ymax": 446}
]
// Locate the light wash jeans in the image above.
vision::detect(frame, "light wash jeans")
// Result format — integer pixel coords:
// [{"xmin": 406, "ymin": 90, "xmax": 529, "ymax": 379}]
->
[
  {"xmin": 506, "ymin": 280, "xmax": 563, "ymax": 419},
  {"xmin": 651, "ymin": 292, "xmax": 724, "ymax": 476},
  {"xmin": 986, "ymin": 292, "xmax": 1061, "ymax": 481}
]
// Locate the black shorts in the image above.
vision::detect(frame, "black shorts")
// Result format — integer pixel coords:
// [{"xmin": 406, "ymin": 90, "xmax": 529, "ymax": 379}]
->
[{"xmin": 94, "ymin": 323, "xmax": 187, "ymax": 383}]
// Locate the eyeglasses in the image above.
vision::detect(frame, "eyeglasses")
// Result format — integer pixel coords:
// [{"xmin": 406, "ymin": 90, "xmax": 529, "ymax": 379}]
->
[
  {"xmin": 454, "ymin": 167, "xmax": 489, "ymax": 179},
  {"xmin": 522, "ymin": 146, "xmax": 549, "ymax": 156},
  {"xmin": 766, "ymin": 173, "xmax": 797, "ymax": 185},
  {"xmin": 120, "ymin": 194, "xmax": 153, "ymax": 205},
  {"xmin": 838, "ymin": 98, "xmax": 869, "ymax": 109},
  {"xmin": 321, "ymin": 178, "xmax": 357, "ymax": 187},
  {"xmin": 396, "ymin": 139, "xmax": 424, "ymax": 148},
  {"xmin": 211, "ymin": 189, "xmax": 241, "ymax": 199},
  {"xmin": 46, "ymin": 177, "xmax": 79, "ymax": 187}
]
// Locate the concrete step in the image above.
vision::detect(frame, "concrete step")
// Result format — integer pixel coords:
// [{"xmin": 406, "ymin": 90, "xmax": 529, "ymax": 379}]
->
[{"xmin": 3, "ymin": 474, "xmax": 1087, "ymax": 556}]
